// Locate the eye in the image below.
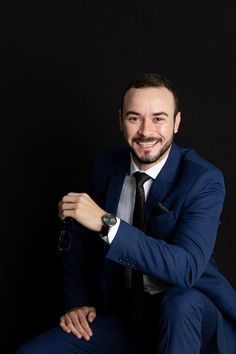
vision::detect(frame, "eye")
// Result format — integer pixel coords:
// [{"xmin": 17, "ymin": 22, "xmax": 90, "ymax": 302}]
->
[
  {"xmin": 153, "ymin": 116, "xmax": 165, "ymax": 122},
  {"xmin": 127, "ymin": 116, "xmax": 141, "ymax": 122}
]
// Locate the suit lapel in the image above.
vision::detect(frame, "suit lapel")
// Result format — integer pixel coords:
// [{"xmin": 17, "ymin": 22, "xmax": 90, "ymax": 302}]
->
[{"xmin": 105, "ymin": 158, "xmax": 130, "ymax": 215}]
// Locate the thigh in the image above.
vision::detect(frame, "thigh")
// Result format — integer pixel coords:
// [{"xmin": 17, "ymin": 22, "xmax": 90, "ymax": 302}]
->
[
  {"xmin": 146, "ymin": 287, "xmax": 218, "ymax": 354},
  {"xmin": 16, "ymin": 313, "xmax": 134, "ymax": 354}
]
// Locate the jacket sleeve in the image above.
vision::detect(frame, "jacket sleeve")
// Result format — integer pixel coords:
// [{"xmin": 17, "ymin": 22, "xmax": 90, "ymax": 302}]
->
[
  {"xmin": 62, "ymin": 162, "xmax": 105, "ymax": 311},
  {"xmin": 62, "ymin": 219, "xmax": 104, "ymax": 310},
  {"xmin": 105, "ymin": 169, "xmax": 225, "ymax": 288}
]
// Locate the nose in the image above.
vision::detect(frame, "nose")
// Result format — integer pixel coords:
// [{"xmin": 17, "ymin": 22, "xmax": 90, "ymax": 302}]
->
[{"xmin": 138, "ymin": 118, "xmax": 155, "ymax": 137}]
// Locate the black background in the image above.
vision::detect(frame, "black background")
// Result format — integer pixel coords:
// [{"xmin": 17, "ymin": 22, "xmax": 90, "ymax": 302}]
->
[{"xmin": 2, "ymin": 1, "xmax": 236, "ymax": 352}]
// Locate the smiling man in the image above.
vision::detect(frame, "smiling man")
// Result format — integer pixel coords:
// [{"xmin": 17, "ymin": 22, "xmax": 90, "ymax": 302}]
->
[
  {"xmin": 16, "ymin": 73, "xmax": 236, "ymax": 354},
  {"xmin": 121, "ymin": 86, "xmax": 181, "ymax": 169}
]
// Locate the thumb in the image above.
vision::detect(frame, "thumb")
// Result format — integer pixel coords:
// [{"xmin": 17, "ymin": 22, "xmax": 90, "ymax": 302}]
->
[{"xmin": 88, "ymin": 308, "xmax": 96, "ymax": 323}]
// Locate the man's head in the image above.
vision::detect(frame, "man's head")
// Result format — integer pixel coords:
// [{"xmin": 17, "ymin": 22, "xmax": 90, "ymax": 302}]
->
[{"xmin": 119, "ymin": 73, "xmax": 181, "ymax": 170}]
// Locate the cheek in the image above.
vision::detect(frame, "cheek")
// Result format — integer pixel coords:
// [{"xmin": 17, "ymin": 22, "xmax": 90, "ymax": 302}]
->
[
  {"xmin": 122, "ymin": 125, "xmax": 136, "ymax": 141},
  {"xmin": 159, "ymin": 124, "xmax": 174, "ymax": 138}
]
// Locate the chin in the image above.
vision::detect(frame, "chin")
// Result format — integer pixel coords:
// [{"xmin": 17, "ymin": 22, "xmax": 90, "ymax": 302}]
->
[
  {"xmin": 134, "ymin": 152, "xmax": 161, "ymax": 165},
  {"xmin": 132, "ymin": 143, "xmax": 171, "ymax": 164}
]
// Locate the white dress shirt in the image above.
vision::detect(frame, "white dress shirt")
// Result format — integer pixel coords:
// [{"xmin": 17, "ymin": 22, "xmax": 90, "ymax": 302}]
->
[{"xmin": 104, "ymin": 153, "xmax": 169, "ymax": 295}]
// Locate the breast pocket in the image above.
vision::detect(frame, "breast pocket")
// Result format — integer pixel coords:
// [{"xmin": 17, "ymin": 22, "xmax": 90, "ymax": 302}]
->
[{"xmin": 146, "ymin": 211, "xmax": 177, "ymax": 240}]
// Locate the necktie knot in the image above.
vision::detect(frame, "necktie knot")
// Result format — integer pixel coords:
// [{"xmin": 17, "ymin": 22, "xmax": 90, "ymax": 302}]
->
[{"xmin": 133, "ymin": 171, "xmax": 151, "ymax": 189}]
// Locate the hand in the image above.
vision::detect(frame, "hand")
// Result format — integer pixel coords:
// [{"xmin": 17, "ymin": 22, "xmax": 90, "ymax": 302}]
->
[
  {"xmin": 58, "ymin": 192, "xmax": 105, "ymax": 232},
  {"xmin": 59, "ymin": 306, "xmax": 96, "ymax": 340}
]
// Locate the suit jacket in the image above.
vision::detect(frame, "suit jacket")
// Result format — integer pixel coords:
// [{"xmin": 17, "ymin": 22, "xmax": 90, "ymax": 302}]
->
[{"xmin": 63, "ymin": 142, "xmax": 236, "ymax": 353}]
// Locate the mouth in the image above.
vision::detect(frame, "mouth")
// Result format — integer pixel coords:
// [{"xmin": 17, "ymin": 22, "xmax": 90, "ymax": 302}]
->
[{"xmin": 135, "ymin": 139, "xmax": 160, "ymax": 149}]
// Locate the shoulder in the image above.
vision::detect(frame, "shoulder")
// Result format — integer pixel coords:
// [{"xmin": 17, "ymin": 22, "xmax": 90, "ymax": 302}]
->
[
  {"xmin": 175, "ymin": 144, "xmax": 225, "ymax": 190},
  {"xmin": 183, "ymin": 149, "xmax": 222, "ymax": 175}
]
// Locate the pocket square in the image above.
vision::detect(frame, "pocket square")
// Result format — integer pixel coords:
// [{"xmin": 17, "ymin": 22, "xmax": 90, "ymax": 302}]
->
[{"xmin": 153, "ymin": 202, "xmax": 171, "ymax": 216}]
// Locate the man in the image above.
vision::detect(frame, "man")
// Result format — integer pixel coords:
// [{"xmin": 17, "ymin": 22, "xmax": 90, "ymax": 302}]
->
[{"xmin": 16, "ymin": 73, "xmax": 236, "ymax": 353}]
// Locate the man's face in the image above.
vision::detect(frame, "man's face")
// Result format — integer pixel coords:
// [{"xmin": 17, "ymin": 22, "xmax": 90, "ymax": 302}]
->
[{"xmin": 120, "ymin": 87, "xmax": 181, "ymax": 170}]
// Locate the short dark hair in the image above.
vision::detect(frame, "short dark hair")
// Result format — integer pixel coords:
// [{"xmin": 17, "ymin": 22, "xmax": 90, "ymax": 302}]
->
[{"xmin": 120, "ymin": 73, "xmax": 179, "ymax": 116}]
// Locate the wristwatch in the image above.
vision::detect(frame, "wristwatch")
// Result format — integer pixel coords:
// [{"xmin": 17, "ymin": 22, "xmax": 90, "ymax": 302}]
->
[{"xmin": 99, "ymin": 213, "xmax": 117, "ymax": 237}]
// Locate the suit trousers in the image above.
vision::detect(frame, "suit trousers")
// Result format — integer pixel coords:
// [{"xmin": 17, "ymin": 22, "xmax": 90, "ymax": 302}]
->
[{"xmin": 15, "ymin": 287, "xmax": 218, "ymax": 354}]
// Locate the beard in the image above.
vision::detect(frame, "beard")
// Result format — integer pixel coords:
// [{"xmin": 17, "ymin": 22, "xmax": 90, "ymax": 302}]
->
[{"xmin": 129, "ymin": 134, "xmax": 174, "ymax": 165}]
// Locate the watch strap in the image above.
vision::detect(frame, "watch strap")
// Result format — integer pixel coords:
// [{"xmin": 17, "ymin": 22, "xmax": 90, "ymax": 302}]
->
[{"xmin": 99, "ymin": 224, "xmax": 110, "ymax": 237}]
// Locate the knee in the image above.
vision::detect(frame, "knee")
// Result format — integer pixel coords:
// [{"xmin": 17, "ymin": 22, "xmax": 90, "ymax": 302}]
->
[{"xmin": 160, "ymin": 287, "xmax": 204, "ymax": 320}]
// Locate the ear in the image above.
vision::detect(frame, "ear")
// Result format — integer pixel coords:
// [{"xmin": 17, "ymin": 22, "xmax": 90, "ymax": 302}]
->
[
  {"xmin": 119, "ymin": 110, "xmax": 123, "ymax": 132},
  {"xmin": 174, "ymin": 112, "xmax": 181, "ymax": 134}
]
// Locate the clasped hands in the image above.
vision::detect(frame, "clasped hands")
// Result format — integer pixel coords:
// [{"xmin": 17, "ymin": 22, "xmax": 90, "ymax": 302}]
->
[{"xmin": 58, "ymin": 192, "xmax": 106, "ymax": 340}]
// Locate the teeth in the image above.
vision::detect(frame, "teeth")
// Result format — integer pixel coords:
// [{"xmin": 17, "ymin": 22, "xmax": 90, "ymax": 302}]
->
[{"xmin": 138, "ymin": 141, "xmax": 157, "ymax": 147}]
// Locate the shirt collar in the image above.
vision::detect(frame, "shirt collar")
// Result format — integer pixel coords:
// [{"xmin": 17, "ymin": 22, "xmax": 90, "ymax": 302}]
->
[{"xmin": 130, "ymin": 153, "xmax": 169, "ymax": 180}]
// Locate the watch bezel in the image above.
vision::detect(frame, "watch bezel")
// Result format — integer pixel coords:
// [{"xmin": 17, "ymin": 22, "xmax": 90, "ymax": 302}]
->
[
  {"xmin": 102, "ymin": 213, "xmax": 117, "ymax": 227},
  {"xmin": 99, "ymin": 213, "xmax": 117, "ymax": 237}
]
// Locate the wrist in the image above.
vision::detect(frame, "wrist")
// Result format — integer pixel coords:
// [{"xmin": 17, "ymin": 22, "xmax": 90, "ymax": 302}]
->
[
  {"xmin": 99, "ymin": 213, "xmax": 117, "ymax": 237},
  {"xmin": 94, "ymin": 212, "xmax": 104, "ymax": 232}
]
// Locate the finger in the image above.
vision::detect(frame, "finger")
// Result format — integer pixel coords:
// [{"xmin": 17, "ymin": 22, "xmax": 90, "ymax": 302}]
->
[
  {"xmin": 68, "ymin": 192, "xmax": 82, "ymax": 197},
  {"xmin": 63, "ymin": 193, "xmax": 90, "ymax": 204},
  {"xmin": 59, "ymin": 317, "xmax": 71, "ymax": 333},
  {"xmin": 61, "ymin": 194, "xmax": 91, "ymax": 212},
  {"xmin": 58, "ymin": 199, "xmax": 68, "ymax": 219},
  {"xmin": 61, "ymin": 199, "xmax": 83, "ymax": 212},
  {"xmin": 62, "ymin": 210, "xmax": 75, "ymax": 219},
  {"xmin": 74, "ymin": 311, "xmax": 93, "ymax": 338},
  {"xmin": 66, "ymin": 322, "xmax": 83, "ymax": 339},
  {"xmin": 64, "ymin": 194, "xmax": 82, "ymax": 202},
  {"xmin": 66, "ymin": 312, "xmax": 91, "ymax": 340},
  {"xmin": 63, "ymin": 314, "xmax": 83, "ymax": 339},
  {"xmin": 62, "ymin": 202, "xmax": 77, "ymax": 210},
  {"xmin": 88, "ymin": 310, "xmax": 96, "ymax": 323}
]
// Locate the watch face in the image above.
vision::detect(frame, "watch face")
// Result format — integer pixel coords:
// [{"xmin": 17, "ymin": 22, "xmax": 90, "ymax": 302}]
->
[{"xmin": 103, "ymin": 213, "xmax": 117, "ymax": 226}]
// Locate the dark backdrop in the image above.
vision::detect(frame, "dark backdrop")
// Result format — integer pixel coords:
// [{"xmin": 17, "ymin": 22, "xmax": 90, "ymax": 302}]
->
[{"xmin": 2, "ymin": 1, "xmax": 236, "ymax": 352}]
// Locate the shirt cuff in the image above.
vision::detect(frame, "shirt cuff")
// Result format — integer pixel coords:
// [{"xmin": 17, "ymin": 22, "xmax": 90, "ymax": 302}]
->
[{"xmin": 101, "ymin": 218, "xmax": 120, "ymax": 244}]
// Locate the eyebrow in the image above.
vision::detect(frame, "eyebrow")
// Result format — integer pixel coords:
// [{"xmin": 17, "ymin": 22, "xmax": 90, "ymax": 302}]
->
[{"xmin": 125, "ymin": 111, "xmax": 168, "ymax": 117}]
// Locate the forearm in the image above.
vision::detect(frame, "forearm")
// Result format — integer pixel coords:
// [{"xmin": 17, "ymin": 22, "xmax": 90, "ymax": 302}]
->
[{"xmin": 106, "ymin": 220, "xmax": 218, "ymax": 288}]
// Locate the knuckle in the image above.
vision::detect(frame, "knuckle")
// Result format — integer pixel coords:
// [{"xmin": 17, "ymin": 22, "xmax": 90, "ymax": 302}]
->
[
  {"xmin": 81, "ymin": 322, "xmax": 89, "ymax": 328},
  {"xmin": 80, "ymin": 193, "xmax": 88, "ymax": 200},
  {"xmin": 78, "ymin": 327, "xmax": 85, "ymax": 334},
  {"xmin": 75, "ymin": 324, "xmax": 83, "ymax": 331},
  {"xmin": 78, "ymin": 195, "xmax": 84, "ymax": 201},
  {"xmin": 77, "ymin": 309, "xmax": 83, "ymax": 315}
]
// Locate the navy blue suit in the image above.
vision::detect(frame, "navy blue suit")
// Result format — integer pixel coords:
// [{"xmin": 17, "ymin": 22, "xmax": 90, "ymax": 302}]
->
[{"xmin": 17, "ymin": 143, "xmax": 236, "ymax": 354}]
